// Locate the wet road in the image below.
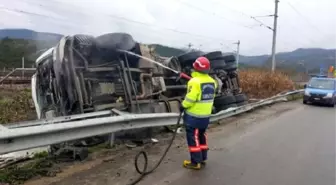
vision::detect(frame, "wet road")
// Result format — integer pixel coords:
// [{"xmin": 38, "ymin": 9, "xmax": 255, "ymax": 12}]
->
[{"xmin": 141, "ymin": 104, "xmax": 336, "ymax": 185}]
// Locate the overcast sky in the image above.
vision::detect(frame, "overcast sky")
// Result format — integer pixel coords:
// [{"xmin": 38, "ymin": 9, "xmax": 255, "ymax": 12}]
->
[{"xmin": 0, "ymin": 0, "xmax": 335, "ymax": 55}]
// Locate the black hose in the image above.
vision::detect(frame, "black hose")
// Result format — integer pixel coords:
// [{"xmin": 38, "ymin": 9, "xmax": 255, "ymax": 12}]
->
[{"xmin": 127, "ymin": 111, "xmax": 183, "ymax": 185}]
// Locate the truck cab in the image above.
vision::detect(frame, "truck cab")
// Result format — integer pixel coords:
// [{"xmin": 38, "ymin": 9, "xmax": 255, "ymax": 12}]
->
[
  {"xmin": 31, "ymin": 47, "xmax": 55, "ymax": 119},
  {"xmin": 303, "ymin": 77, "xmax": 336, "ymax": 107}
]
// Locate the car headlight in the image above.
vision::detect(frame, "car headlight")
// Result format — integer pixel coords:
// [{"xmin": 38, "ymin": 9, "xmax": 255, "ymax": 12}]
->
[
  {"xmin": 304, "ymin": 91, "xmax": 310, "ymax": 96},
  {"xmin": 325, "ymin": 93, "xmax": 333, "ymax": 98}
]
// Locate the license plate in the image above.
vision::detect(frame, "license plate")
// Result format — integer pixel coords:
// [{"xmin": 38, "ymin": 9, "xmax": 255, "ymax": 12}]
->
[{"xmin": 314, "ymin": 98, "xmax": 320, "ymax": 100}]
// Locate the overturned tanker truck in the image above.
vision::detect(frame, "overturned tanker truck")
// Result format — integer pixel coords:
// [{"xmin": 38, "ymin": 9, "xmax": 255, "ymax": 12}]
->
[
  {"xmin": 32, "ymin": 32, "xmax": 247, "ymax": 119},
  {"xmin": 31, "ymin": 32, "xmax": 247, "ymax": 157}
]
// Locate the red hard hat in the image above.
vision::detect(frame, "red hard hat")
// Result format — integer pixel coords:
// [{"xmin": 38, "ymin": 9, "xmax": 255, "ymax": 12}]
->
[{"xmin": 193, "ymin": 56, "xmax": 210, "ymax": 73}]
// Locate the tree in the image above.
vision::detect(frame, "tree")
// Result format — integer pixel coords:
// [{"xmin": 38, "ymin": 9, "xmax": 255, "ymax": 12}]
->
[{"xmin": 0, "ymin": 38, "xmax": 37, "ymax": 68}]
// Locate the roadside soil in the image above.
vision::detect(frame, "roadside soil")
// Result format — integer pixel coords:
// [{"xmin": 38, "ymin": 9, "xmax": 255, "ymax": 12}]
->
[{"xmin": 23, "ymin": 100, "xmax": 301, "ymax": 185}]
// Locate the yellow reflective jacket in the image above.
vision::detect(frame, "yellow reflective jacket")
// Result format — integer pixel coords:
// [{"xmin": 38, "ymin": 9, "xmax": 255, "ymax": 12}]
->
[{"xmin": 182, "ymin": 71, "xmax": 217, "ymax": 118}]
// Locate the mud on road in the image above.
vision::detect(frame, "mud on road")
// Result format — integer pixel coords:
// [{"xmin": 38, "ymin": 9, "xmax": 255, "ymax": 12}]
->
[{"xmin": 24, "ymin": 101, "xmax": 301, "ymax": 185}]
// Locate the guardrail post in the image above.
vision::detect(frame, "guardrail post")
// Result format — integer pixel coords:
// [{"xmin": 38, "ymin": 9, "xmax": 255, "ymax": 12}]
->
[{"xmin": 109, "ymin": 133, "xmax": 115, "ymax": 147}]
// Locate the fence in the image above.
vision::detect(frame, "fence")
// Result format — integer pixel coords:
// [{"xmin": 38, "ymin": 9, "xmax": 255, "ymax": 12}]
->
[{"xmin": 0, "ymin": 68, "xmax": 36, "ymax": 85}]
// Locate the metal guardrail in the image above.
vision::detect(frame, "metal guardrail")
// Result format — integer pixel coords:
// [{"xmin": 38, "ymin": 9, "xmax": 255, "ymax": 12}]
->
[{"xmin": 0, "ymin": 89, "xmax": 304, "ymax": 155}]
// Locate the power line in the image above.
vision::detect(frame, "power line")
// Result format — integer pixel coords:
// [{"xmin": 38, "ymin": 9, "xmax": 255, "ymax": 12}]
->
[
  {"xmin": 204, "ymin": 0, "xmax": 321, "ymax": 51},
  {"xmin": 220, "ymin": 43, "xmax": 236, "ymax": 52},
  {"xmin": 275, "ymin": 15, "xmax": 322, "ymax": 46},
  {"xmin": 253, "ymin": 15, "xmax": 274, "ymax": 18},
  {"xmin": 175, "ymin": 0, "xmax": 256, "ymax": 30},
  {"xmin": 1, "ymin": 5, "xmax": 237, "ymax": 51},
  {"xmin": 167, "ymin": 0, "xmax": 309, "ymax": 56},
  {"xmin": 285, "ymin": 1, "xmax": 324, "ymax": 34},
  {"xmin": 250, "ymin": 16, "xmax": 273, "ymax": 31},
  {"xmin": 276, "ymin": 0, "xmax": 329, "ymax": 46},
  {"xmin": 105, "ymin": 13, "xmax": 237, "ymax": 52},
  {"xmin": 204, "ymin": 0, "xmax": 274, "ymax": 31},
  {"xmin": 276, "ymin": 24, "xmax": 318, "ymax": 47}
]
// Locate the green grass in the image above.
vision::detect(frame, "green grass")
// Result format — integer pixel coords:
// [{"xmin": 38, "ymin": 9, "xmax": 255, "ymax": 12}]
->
[{"xmin": 0, "ymin": 158, "xmax": 56, "ymax": 185}]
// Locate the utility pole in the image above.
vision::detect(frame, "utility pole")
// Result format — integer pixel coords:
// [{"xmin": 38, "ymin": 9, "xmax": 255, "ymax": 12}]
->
[
  {"xmin": 187, "ymin": 43, "xmax": 193, "ymax": 51},
  {"xmin": 271, "ymin": 0, "xmax": 279, "ymax": 72},
  {"xmin": 234, "ymin": 40, "xmax": 240, "ymax": 70}
]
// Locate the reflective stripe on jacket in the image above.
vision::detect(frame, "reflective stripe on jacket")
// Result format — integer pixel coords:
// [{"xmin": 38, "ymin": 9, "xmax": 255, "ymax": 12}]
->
[{"xmin": 182, "ymin": 71, "xmax": 217, "ymax": 118}]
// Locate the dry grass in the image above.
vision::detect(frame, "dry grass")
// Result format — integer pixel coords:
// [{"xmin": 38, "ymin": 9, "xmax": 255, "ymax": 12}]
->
[
  {"xmin": 239, "ymin": 69, "xmax": 295, "ymax": 99},
  {"xmin": 0, "ymin": 87, "xmax": 36, "ymax": 124}
]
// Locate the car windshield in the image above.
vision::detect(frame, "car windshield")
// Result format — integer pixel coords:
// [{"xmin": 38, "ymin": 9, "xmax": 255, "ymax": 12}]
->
[{"xmin": 308, "ymin": 78, "xmax": 335, "ymax": 90}]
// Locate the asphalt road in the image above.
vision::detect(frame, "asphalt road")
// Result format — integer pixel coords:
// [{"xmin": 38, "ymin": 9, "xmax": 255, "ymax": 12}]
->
[
  {"xmin": 139, "ymin": 104, "xmax": 336, "ymax": 185},
  {"xmin": 24, "ymin": 102, "xmax": 335, "ymax": 185}
]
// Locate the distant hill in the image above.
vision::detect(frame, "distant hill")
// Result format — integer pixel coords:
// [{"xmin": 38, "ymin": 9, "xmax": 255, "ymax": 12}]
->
[
  {"xmin": 239, "ymin": 48, "xmax": 336, "ymax": 72},
  {"xmin": 148, "ymin": 44, "xmax": 186, "ymax": 57},
  {"xmin": 0, "ymin": 28, "xmax": 63, "ymax": 41},
  {"xmin": 0, "ymin": 29, "xmax": 334, "ymax": 72}
]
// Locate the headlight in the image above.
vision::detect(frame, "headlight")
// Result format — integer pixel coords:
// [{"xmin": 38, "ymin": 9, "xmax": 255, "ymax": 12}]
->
[
  {"xmin": 304, "ymin": 91, "xmax": 310, "ymax": 96},
  {"xmin": 325, "ymin": 93, "xmax": 333, "ymax": 98}
]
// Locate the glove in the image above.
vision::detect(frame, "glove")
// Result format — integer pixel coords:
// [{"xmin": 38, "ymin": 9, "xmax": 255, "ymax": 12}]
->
[{"xmin": 179, "ymin": 104, "xmax": 185, "ymax": 113}]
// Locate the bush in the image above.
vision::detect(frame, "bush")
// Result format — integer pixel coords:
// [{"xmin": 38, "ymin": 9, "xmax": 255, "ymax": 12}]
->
[{"xmin": 239, "ymin": 69, "xmax": 295, "ymax": 99}]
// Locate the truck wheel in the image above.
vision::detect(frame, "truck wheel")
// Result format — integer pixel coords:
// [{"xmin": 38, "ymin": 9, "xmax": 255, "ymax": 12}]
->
[
  {"xmin": 210, "ymin": 59, "xmax": 226, "ymax": 69},
  {"xmin": 235, "ymin": 93, "xmax": 248, "ymax": 103},
  {"xmin": 214, "ymin": 94, "xmax": 236, "ymax": 108},
  {"xmin": 216, "ymin": 103, "xmax": 237, "ymax": 111},
  {"xmin": 237, "ymin": 101, "xmax": 248, "ymax": 107},
  {"xmin": 223, "ymin": 62, "xmax": 238, "ymax": 72},
  {"xmin": 203, "ymin": 51, "xmax": 223, "ymax": 60},
  {"xmin": 221, "ymin": 54, "xmax": 236, "ymax": 63},
  {"xmin": 177, "ymin": 51, "xmax": 205, "ymax": 63},
  {"xmin": 95, "ymin": 32, "xmax": 136, "ymax": 51},
  {"xmin": 303, "ymin": 100, "xmax": 307, "ymax": 104}
]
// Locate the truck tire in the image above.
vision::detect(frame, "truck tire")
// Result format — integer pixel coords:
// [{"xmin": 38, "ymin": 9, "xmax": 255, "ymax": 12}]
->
[
  {"xmin": 237, "ymin": 101, "xmax": 248, "ymax": 107},
  {"xmin": 235, "ymin": 93, "xmax": 248, "ymax": 103},
  {"xmin": 177, "ymin": 51, "xmax": 205, "ymax": 63},
  {"xmin": 95, "ymin": 32, "xmax": 136, "ymax": 51},
  {"xmin": 223, "ymin": 62, "xmax": 237, "ymax": 72},
  {"xmin": 214, "ymin": 94, "xmax": 236, "ymax": 108},
  {"xmin": 210, "ymin": 59, "xmax": 226, "ymax": 69},
  {"xmin": 203, "ymin": 51, "xmax": 222, "ymax": 60},
  {"xmin": 222, "ymin": 54, "xmax": 236, "ymax": 63},
  {"xmin": 74, "ymin": 34, "xmax": 95, "ymax": 46},
  {"xmin": 212, "ymin": 54, "xmax": 236, "ymax": 63},
  {"xmin": 216, "ymin": 103, "xmax": 238, "ymax": 111}
]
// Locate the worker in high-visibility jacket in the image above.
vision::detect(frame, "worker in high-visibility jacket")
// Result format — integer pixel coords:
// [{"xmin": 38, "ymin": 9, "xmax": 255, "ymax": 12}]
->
[{"xmin": 180, "ymin": 56, "xmax": 217, "ymax": 170}]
